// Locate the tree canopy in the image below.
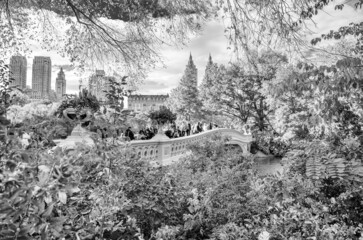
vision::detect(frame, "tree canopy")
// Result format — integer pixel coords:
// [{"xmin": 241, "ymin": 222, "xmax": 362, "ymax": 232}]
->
[
  {"xmin": 148, "ymin": 106, "xmax": 176, "ymax": 125},
  {"xmin": 167, "ymin": 54, "xmax": 202, "ymax": 120},
  {"xmin": 0, "ymin": 0, "xmax": 212, "ymax": 78},
  {"xmin": 1, "ymin": 0, "xmax": 362, "ymax": 80}
]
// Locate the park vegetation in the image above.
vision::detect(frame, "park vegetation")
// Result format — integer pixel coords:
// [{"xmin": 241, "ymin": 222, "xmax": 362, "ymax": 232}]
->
[{"xmin": 1, "ymin": 0, "xmax": 363, "ymax": 239}]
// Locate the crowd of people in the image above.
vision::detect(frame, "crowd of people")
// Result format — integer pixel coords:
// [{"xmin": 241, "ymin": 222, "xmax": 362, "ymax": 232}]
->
[
  {"xmin": 124, "ymin": 122, "xmax": 219, "ymax": 141},
  {"xmin": 3, "ymin": 120, "xmax": 253, "ymax": 147}
]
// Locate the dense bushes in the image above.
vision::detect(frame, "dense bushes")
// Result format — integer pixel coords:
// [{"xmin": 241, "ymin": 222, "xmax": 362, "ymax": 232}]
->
[
  {"xmin": 1, "ymin": 132, "xmax": 363, "ymax": 239},
  {"xmin": 0, "ymin": 139, "xmax": 185, "ymax": 239},
  {"xmin": 54, "ymin": 89, "xmax": 100, "ymax": 118},
  {"xmin": 253, "ymin": 132, "xmax": 291, "ymax": 157}
]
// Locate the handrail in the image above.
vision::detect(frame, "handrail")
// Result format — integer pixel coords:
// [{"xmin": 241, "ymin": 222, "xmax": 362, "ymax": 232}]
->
[
  {"xmin": 129, "ymin": 128, "xmax": 253, "ymax": 164},
  {"xmin": 55, "ymin": 128, "xmax": 253, "ymax": 165},
  {"xmin": 131, "ymin": 128, "xmax": 252, "ymax": 144}
]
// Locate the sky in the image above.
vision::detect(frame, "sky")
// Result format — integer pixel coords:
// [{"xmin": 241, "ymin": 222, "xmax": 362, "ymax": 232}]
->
[{"xmin": 24, "ymin": 0, "xmax": 363, "ymax": 95}]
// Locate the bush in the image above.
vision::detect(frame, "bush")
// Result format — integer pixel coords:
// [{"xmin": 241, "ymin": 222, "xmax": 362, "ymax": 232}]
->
[
  {"xmin": 54, "ymin": 89, "xmax": 100, "ymax": 118},
  {"xmin": 253, "ymin": 132, "xmax": 291, "ymax": 157},
  {"xmin": 2, "ymin": 126, "xmax": 363, "ymax": 239},
  {"xmin": 0, "ymin": 138, "xmax": 187, "ymax": 239}
]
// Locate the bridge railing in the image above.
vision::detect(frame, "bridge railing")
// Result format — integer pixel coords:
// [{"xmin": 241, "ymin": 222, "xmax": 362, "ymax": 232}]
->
[{"xmin": 129, "ymin": 128, "xmax": 253, "ymax": 165}]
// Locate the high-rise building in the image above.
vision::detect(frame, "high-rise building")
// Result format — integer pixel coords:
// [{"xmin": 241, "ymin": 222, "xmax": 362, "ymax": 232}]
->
[
  {"xmin": 88, "ymin": 70, "xmax": 112, "ymax": 101},
  {"xmin": 32, "ymin": 56, "xmax": 52, "ymax": 99},
  {"xmin": 9, "ymin": 56, "xmax": 27, "ymax": 89},
  {"xmin": 56, "ymin": 67, "xmax": 66, "ymax": 99}
]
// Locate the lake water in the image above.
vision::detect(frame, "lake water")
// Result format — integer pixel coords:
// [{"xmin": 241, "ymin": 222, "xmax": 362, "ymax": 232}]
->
[{"xmin": 255, "ymin": 157, "xmax": 283, "ymax": 175}]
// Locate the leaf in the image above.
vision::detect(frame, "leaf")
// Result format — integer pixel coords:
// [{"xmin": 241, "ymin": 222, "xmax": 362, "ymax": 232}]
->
[
  {"xmin": 58, "ymin": 191, "xmax": 67, "ymax": 204},
  {"xmin": 66, "ymin": 186, "xmax": 80, "ymax": 195},
  {"xmin": 41, "ymin": 203, "xmax": 54, "ymax": 217}
]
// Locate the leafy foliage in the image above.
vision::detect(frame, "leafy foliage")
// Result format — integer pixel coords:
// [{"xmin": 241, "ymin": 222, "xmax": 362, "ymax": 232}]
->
[
  {"xmin": 201, "ymin": 63, "xmax": 271, "ymax": 130},
  {"xmin": 282, "ymin": 139, "xmax": 363, "ymax": 182},
  {"xmin": 54, "ymin": 89, "xmax": 100, "ymax": 118},
  {"xmin": 0, "ymin": 0, "xmax": 211, "ymax": 77},
  {"xmin": 147, "ymin": 106, "xmax": 176, "ymax": 125},
  {"xmin": 2, "ymin": 124, "xmax": 363, "ymax": 239},
  {"xmin": 102, "ymin": 76, "xmax": 135, "ymax": 126},
  {"xmin": 253, "ymin": 132, "xmax": 291, "ymax": 157},
  {"xmin": 167, "ymin": 55, "xmax": 203, "ymax": 121}
]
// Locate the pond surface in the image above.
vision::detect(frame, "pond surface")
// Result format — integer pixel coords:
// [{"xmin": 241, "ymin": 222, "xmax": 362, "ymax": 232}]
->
[{"xmin": 255, "ymin": 157, "xmax": 283, "ymax": 175}]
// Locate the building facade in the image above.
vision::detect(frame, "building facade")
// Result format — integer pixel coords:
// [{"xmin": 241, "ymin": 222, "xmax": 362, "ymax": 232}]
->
[
  {"xmin": 56, "ymin": 67, "xmax": 66, "ymax": 99},
  {"xmin": 128, "ymin": 94, "xmax": 169, "ymax": 112},
  {"xmin": 9, "ymin": 56, "xmax": 27, "ymax": 89},
  {"xmin": 32, "ymin": 56, "xmax": 52, "ymax": 99}
]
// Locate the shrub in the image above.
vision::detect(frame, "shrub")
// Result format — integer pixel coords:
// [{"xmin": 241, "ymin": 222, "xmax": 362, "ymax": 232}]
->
[{"xmin": 254, "ymin": 132, "xmax": 291, "ymax": 157}]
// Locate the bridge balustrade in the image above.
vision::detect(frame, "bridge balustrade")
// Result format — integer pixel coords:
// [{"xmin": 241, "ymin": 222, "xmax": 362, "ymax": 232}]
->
[{"xmin": 129, "ymin": 128, "xmax": 253, "ymax": 165}]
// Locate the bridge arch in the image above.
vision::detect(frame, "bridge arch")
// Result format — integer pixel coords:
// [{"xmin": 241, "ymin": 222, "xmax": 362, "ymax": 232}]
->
[
  {"xmin": 54, "ymin": 127, "xmax": 253, "ymax": 166},
  {"xmin": 130, "ymin": 128, "xmax": 253, "ymax": 165}
]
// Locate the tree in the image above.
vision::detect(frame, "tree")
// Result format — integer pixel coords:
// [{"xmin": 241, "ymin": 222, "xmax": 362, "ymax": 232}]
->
[
  {"xmin": 311, "ymin": 2, "xmax": 363, "ymax": 56},
  {"xmin": 199, "ymin": 54, "xmax": 220, "ymax": 114},
  {"xmin": 167, "ymin": 54, "xmax": 202, "ymax": 120},
  {"xmin": 0, "ymin": 0, "xmax": 212, "ymax": 77},
  {"xmin": 103, "ymin": 76, "xmax": 133, "ymax": 125},
  {"xmin": 148, "ymin": 106, "xmax": 176, "ymax": 126},
  {"xmin": 217, "ymin": 0, "xmax": 363, "ymax": 63},
  {"xmin": 200, "ymin": 50, "xmax": 287, "ymax": 131},
  {"xmin": 2, "ymin": 0, "xmax": 362, "ymax": 77},
  {"xmin": 55, "ymin": 88, "xmax": 100, "ymax": 118},
  {"xmin": 206, "ymin": 64, "xmax": 270, "ymax": 130},
  {"xmin": 262, "ymin": 54, "xmax": 363, "ymax": 139}
]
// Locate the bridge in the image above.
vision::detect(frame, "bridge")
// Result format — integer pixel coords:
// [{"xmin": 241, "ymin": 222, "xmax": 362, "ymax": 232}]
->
[
  {"xmin": 55, "ymin": 127, "xmax": 253, "ymax": 166},
  {"xmin": 129, "ymin": 128, "xmax": 253, "ymax": 165}
]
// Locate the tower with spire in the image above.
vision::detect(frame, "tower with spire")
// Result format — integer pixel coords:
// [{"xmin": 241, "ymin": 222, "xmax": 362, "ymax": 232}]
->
[
  {"xmin": 207, "ymin": 53, "xmax": 213, "ymax": 66},
  {"xmin": 184, "ymin": 52, "xmax": 198, "ymax": 86},
  {"xmin": 56, "ymin": 67, "xmax": 66, "ymax": 99},
  {"xmin": 199, "ymin": 53, "xmax": 217, "ymax": 102}
]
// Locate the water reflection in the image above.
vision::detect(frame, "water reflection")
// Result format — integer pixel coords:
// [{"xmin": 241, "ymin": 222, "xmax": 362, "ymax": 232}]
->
[
  {"xmin": 225, "ymin": 145, "xmax": 283, "ymax": 175},
  {"xmin": 255, "ymin": 157, "xmax": 283, "ymax": 175}
]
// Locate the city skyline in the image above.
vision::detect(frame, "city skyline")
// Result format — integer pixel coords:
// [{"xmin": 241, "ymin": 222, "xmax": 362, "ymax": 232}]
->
[{"xmin": 16, "ymin": 2, "xmax": 363, "ymax": 95}]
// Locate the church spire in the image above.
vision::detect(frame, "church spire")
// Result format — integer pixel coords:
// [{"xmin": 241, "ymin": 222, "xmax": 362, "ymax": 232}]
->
[
  {"xmin": 186, "ymin": 52, "xmax": 197, "ymax": 72},
  {"xmin": 188, "ymin": 52, "xmax": 194, "ymax": 66},
  {"xmin": 208, "ymin": 53, "xmax": 213, "ymax": 65},
  {"xmin": 182, "ymin": 52, "xmax": 198, "ymax": 86}
]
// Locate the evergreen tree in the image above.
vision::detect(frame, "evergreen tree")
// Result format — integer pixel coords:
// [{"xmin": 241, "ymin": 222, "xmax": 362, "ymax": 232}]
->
[
  {"xmin": 200, "ymin": 54, "xmax": 220, "ymax": 113},
  {"xmin": 167, "ymin": 54, "xmax": 202, "ymax": 120}
]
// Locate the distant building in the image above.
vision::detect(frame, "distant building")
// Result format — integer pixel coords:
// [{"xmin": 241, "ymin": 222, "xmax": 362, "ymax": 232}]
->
[
  {"xmin": 88, "ymin": 70, "xmax": 113, "ymax": 101},
  {"xmin": 9, "ymin": 56, "xmax": 27, "ymax": 89},
  {"xmin": 56, "ymin": 67, "xmax": 66, "ymax": 99},
  {"xmin": 32, "ymin": 56, "xmax": 52, "ymax": 99},
  {"xmin": 128, "ymin": 94, "xmax": 169, "ymax": 112}
]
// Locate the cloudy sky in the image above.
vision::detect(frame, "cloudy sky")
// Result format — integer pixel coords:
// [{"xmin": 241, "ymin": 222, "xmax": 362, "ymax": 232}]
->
[{"xmin": 24, "ymin": 1, "xmax": 363, "ymax": 95}]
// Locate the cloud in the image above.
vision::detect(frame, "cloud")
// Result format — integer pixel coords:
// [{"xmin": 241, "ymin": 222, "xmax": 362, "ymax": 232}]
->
[
  {"xmin": 136, "ymin": 21, "xmax": 233, "ymax": 94},
  {"xmin": 137, "ymin": 80, "xmax": 171, "ymax": 94},
  {"xmin": 308, "ymin": 0, "xmax": 363, "ymax": 40}
]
